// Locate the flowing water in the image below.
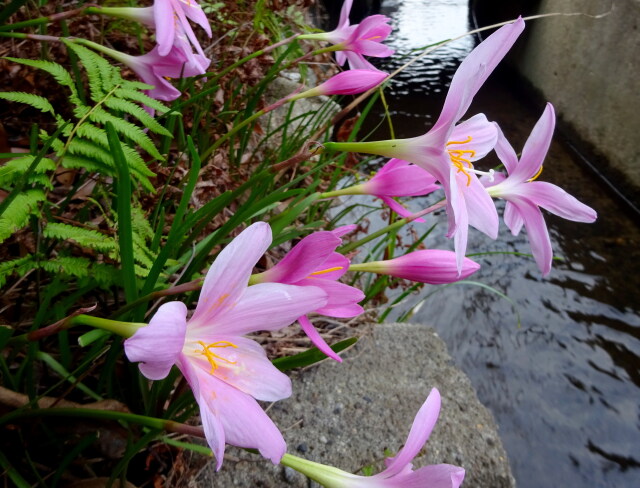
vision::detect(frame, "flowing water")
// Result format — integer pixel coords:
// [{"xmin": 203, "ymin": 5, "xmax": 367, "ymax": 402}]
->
[{"xmin": 332, "ymin": 0, "xmax": 640, "ymax": 486}]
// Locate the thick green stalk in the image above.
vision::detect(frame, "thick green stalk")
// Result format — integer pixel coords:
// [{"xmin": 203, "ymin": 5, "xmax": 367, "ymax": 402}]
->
[{"xmin": 280, "ymin": 454, "xmax": 349, "ymax": 487}]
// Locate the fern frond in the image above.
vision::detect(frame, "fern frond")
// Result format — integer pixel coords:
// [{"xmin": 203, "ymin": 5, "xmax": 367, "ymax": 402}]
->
[
  {"xmin": 89, "ymin": 108, "xmax": 164, "ymax": 160},
  {"xmin": 65, "ymin": 138, "xmax": 155, "ymax": 192},
  {"xmin": 0, "ymin": 255, "xmax": 35, "ymax": 288},
  {"xmin": 115, "ymin": 86, "xmax": 169, "ymax": 114},
  {"xmin": 43, "ymin": 222, "xmax": 116, "ymax": 254},
  {"xmin": 62, "ymin": 41, "xmax": 105, "ymax": 103},
  {"xmin": 0, "ymin": 92, "xmax": 54, "ymax": 114},
  {"xmin": 41, "ymin": 256, "xmax": 91, "ymax": 280},
  {"xmin": 0, "ymin": 156, "xmax": 56, "ymax": 186},
  {"xmin": 3, "ymin": 57, "xmax": 82, "ymax": 106},
  {"xmin": 103, "ymin": 98, "xmax": 172, "ymax": 136},
  {"xmin": 0, "ymin": 189, "xmax": 45, "ymax": 243}
]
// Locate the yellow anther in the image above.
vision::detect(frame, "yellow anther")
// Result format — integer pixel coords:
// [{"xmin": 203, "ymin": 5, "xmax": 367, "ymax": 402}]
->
[
  {"xmin": 446, "ymin": 136, "xmax": 473, "ymax": 146},
  {"xmin": 194, "ymin": 340, "xmax": 238, "ymax": 374},
  {"xmin": 309, "ymin": 266, "xmax": 344, "ymax": 276},
  {"xmin": 364, "ymin": 35, "xmax": 383, "ymax": 41},
  {"xmin": 528, "ymin": 165, "xmax": 544, "ymax": 182},
  {"xmin": 448, "ymin": 149, "xmax": 476, "ymax": 187}
]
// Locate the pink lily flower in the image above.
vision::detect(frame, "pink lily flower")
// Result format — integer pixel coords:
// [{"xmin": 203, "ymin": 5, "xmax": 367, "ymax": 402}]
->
[
  {"xmin": 293, "ymin": 70, "xmax": 388, "ymax": 98},
  {"xmin": 153, "ymin": 0, "xmax": 212, "ymax": 62},
  {"xmin": 324, "ymin": 18, "xmax": 526, "ymax": 271},
  {"xmin": 486, "ymin": 103, "xmax": 597, "ymax": 275},
  {"xmin": 113, "ymin": 44, "xmax": 211, "ymax": 101},
  {"xmin": 326, "ymin": 158, "xmax": 439, "ymax": 220},
  {"xmin": 350, "ymin": 249, "xmax": 480, "ymax": 284},
  {"xmin": 281, "ymin": 388, "xmax": 465, "ymax": 487},
  {"xmin": 299, "ymin": 0, "xmax": 394, "ymax": 71},
  {"xmin": 252, "ymin": 226, "xmax": 364, "ymax": 362},
  {"xmin": 124, "ymin": 223, "xmax": 328, "ymax": 469}
]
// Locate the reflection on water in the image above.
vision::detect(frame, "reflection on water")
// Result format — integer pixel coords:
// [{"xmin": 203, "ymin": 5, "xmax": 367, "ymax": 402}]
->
[{"xmin": 338, "ymin": 0, "xmax": 640, "ymax": 486}]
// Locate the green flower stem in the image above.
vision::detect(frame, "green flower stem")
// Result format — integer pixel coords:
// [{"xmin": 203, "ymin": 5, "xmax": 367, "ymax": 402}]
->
[
  {"xmin": 68, "ymin": 314, "xmax": 146, "ymax": 338},
  {"xmin": 0, "ymin": 8, "xmax": 86, "ymax": 32},
  {"xmin": 319, "ymin": 184, "xmax": 368, "ymax": 198},
  {"xmin": 347, "ymin": 261, "xmax": 388, "ymax": 273},
  {"xmin": 323, "ymin": 140, "xmax": 400, "ymax": 160},
  {"xmin": 339, "ymin": 200, "xmax": 446, "ymax": 254},
  {"xmin": 0, "ymin": 31, "xmax": 60, "ymax": 42},
  {"xmin": 281, "ymin": 453, "xmax": 348, "ymax": 487},
  {"xmin": 0, "ymin": 407, "xmax": 205, "ymax": 438}
]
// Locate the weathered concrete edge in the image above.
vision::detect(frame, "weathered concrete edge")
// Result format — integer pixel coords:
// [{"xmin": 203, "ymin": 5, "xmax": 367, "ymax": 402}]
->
[{"xmin": 193, "ymin": 323, "xmax": 515, "ymax": 487}]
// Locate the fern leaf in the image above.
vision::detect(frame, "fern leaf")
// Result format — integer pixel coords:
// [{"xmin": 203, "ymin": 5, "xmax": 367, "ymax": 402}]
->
[
  {"xmin": 0, "ymin": 156, "xmax": 56, "ymax": 186},
  {"xmin": 60, "ymin": 154, "xmax": 113, "ymax": 175},
  {"xmin": 0, "ymin": 189, "xmax": 45, "ymax": 243},
  {"xmin": 0, "ymin": 255, "xmax": 35, "ymax": 288},
  {"xmin": 62, "ymin": 41, "xmax": 105, "ymax": 103},
  {"xmin": 103, "ymin": 98, "xmax": 172, "ymax": 136},
  {"xmin": 41, "ymin": 256, "xmax": 91, "ymax": 280},
  {"xmin": 115, "ymin": 86, "xmax": 169, "ymax": 114},
  {"xmin": 3, "ymin": 57, "xmax": 73, "ymax": 88},
  {"xmin": 89, "ymin": 108, "xmax": 164, "ymax": 160},
  {"xmin": 0, "ymin": 92, "xmax": 54, "ymax": 114},
  {"xmin": 3, "ymin": 57, "xmax": 82, "ymax": 106},
  {"xmin": 43, "ymin": 222, "xmax": 117, "ymax": 254},
  {"xmin": 65, "ymin": 137, "xmax": 155, "ymax": 191}
]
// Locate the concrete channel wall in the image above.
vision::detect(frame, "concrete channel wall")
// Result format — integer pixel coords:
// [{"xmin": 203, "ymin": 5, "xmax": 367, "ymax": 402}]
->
[{"xmin": 512, "ymin": 0, "xmax": 640, "ymax": 203}]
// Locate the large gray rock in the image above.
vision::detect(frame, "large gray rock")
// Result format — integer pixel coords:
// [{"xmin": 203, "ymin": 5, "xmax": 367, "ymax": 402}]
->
[{"xmin": 191, "ymin": 323, "xmax": 515, "ymax": 487}]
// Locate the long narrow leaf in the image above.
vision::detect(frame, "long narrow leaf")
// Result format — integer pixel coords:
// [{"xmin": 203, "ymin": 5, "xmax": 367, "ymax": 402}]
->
[{"xmin": 106, "ymin": 121, "xmax": 137, "ymax": 303}]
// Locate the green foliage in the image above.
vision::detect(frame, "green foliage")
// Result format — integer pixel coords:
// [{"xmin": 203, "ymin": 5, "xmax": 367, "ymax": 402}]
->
[{"xmin": 2, "ymin": 43, "xmax": 169, "ymax": 194}]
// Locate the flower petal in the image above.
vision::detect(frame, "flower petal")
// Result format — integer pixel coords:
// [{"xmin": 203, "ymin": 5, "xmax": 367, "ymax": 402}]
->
[
  {"xmin": 513, "ymin": 103, "xmax": 555, "ymax": 182},
  {"xmin": 504, "ymin": 200, "xmax": 524, "ymax": 235},
  {"xmin": 383, "ymin": 464, "xmax": 466, "ymax": 488},
  {"xmin": 493, "ymin": 123, "xmax": 519, "ymax": 175},
  {"xmin": 263, "ymin": 232, "xmax": 343, "ymax": 283},
  {"xmin": 382, "ymin": 388, "xmax": 441, "ymax": 477},
  {"xmin": 516, "ymin": 198, "xmax": 553, "ymax": 275},
  {"xmin": 464, "ymin": 174, "xmax": 499, "ymax": 239},
  {"xmin": 196, "ymin": 283, "xmax": 327, "ymax": 336},
  {"xmin": 298, "ymin": 315, "xmax": 342, "ymax": 362},
  {"xmin": 190, "ymin": 222, "xmax": 272, "ymax": 327},
  {"xmin": 338, "ymin": 0, "xmax": 354, "ymax": 29},
  {"xmin": 299, "ymin": 279, "xmax": 364, "ymax": 318},
  {"xmin": 368, "ymin": 160, "xmax": 439, "ymax": 196},
  {"xmin": 212, "ymin": 378, "xmax": 287, "ymax": 464},
  {"xmin": 181, "ymin": 0, "xmax": 212, "ymax": 37},
  {"xmin": 522, "ymin": 181, "xmax": 597, "ymax": 222},
  {"xmin": 124, "ymin": 301, "xmax": 187, "ymax": 380},
  {"xmin": 431, "ymin": 18, "xmax": 525, "ymax": 135},
  {"xmin": 449, "ymin": 113, "xmax": 498, "ymax": 161},
  {"xmin": 186, "ymin": 335, "xmax": 292, "ymax": 402},
  {"xmin": 153, "ymin": 0, "xmax": 176, "ymax": 56},
  {"xmin": 380, "ymin": 196, "xmax": 426, "ymax": 222}
]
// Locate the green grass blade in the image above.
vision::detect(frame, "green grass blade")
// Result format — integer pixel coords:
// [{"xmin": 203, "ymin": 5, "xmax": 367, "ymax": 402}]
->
[
  {"xmin": 272, "ymin": 337, "xmax": 357, "ymax": 371},
  {"xmin": 106, "ymin": 121, "xmax": 137, "ymax": 303}
]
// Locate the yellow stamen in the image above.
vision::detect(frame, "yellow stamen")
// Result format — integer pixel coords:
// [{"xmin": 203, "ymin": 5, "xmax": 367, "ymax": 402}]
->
[
  {"xmin": 309, "ymin": 266, "xmax": 344, "ymax": 276},
  {"xmin": 194, "ymin": 340, "xmax": 238, "ymax": 374},
  {"xmin": 528, "ymin": 165, "xmax": 543, "ymax": 182},
  {"xmin": 364, "ymin": 35, "xmax": 383, "ymax": 41},
  {"xmin": 446, "ymin": 136, "xmax": 475, "ymax": 186},
  {"xmin": 446, "ymin": 136, "xmax": 473, "ymax": 146}
]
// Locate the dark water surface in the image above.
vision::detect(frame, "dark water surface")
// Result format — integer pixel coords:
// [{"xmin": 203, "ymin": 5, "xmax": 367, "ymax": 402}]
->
[{"xmin": 340, "ymin": 1, "xmax": 640, "ymax": 486}]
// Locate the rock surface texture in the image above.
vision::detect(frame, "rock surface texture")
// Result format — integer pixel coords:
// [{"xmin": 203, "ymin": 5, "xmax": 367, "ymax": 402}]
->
[{"xmin": 191, "ymin": 323, "xmax": 515, "ymax": 487}]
